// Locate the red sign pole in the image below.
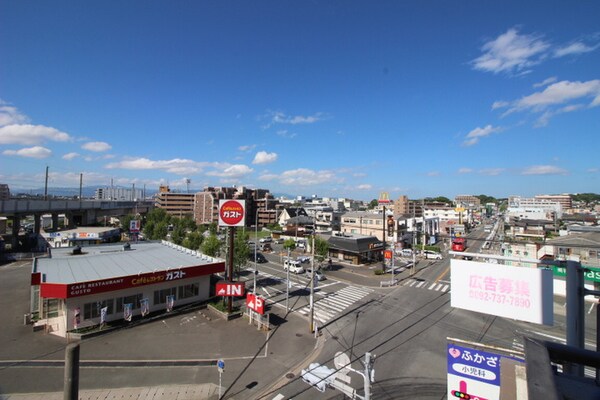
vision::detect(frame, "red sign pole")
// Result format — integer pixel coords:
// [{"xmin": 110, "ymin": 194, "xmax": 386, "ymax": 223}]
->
[{"xmin": 227, "ymin": 226, "xmax": 234, "ymax": 314}]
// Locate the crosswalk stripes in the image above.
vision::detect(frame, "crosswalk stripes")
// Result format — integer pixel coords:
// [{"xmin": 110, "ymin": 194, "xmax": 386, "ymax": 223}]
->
[
  {"xmin": 402, "ymin": 279, "xmax": 450, "ymax": 293},
  {"xmin": 296, "ymin": 286, "xmax": 372, "ymax": 325}
]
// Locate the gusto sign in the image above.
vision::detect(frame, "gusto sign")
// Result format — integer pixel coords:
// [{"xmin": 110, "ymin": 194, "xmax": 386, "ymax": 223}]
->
[{"xmin": 218, "ymin": 200, "xmax": 246, "ymax": 227}]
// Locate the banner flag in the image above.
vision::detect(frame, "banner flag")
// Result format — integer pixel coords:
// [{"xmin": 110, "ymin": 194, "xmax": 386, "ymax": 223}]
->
[
  {"xmin": 73, "ymin": 307, "xmax": 81, "ymax": 329},
  {"xmin": 166, "ymin": 295, "xmax": 175, "ymax": 312},
  {"xmin": 100, "ymin": 307, "xmax": 108, "ymax": 324},
  {"xmin": 124, "ymin": 303, "xmax": 133, "ymax": 322},
  {"xmin": 140, "ymin": 298, "xmax": 150, "ymax": 317}
]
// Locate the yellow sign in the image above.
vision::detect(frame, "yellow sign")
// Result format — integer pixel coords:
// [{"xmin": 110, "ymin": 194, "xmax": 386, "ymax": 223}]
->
[{"xmin": 378, "ymin": 192, "xmax": 391, "ymax": 204}]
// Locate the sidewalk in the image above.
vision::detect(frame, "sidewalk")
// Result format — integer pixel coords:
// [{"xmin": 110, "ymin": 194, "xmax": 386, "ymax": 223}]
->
[{"xmin": 0, "ymin": 384, "xmax": 220, "ymax": 400}]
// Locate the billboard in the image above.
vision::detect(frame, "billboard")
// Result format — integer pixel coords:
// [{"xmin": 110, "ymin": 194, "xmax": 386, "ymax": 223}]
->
[
  {"xmin": 447, "ymin": 339, "xmax": 524, "ymax": 400},
  {"xmin": 450, "ymin": 259, "xmax": 553, "ymax": 325},
  {"xmin": 218, "ymin": 200, "xmax": 246, "ymax": 227}
]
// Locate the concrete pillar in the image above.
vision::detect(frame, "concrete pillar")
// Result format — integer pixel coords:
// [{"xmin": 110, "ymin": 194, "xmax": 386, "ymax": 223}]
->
[
  {"xmin": 34, "ymin": 214, "xmax": 42, "ymax": 234},
  {"xmin": 10, "ymin": 216, "xmax": 21, "ymax": 249},
  {"xmin": 52, "ymin": 213, "xmax": 59, "ymax": 230}
]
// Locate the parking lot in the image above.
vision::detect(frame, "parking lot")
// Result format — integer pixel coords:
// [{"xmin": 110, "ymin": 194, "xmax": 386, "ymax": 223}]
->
[{"xmin": 0, "ymin": 260, "xmax": 318, "ymax": 399}]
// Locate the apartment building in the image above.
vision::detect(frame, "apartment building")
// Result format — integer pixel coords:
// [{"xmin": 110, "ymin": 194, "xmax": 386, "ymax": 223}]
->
[
  {"xmin": 0, "ymin": 184, "xmax": 10, "ymax": 200},
  {"xmin": 507, "ymin": 196, "xmax": 563, "ymax": 222},
  {"xmin": 95, "ymin": 186, "xmax": 144, "ymax": 201},
  {"xmin": 535, "ymin": 194, "xmax": 572, "ymax": 211},
  {"xmin": 155, "ymin": 185, "xmax": 195, "ymax": 217},
  {"xmin": 454, "ymin": 195, "xmax": 481, "ymax": 208}
]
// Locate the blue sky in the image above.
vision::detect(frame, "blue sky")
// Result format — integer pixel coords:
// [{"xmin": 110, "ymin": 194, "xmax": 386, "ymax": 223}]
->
[{"xmin": 1, "ymin": 1, "xmax": 599, "ymax": 201}]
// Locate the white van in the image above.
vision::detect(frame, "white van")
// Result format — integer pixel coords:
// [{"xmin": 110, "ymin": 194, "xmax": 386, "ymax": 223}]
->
[{"xmin": 283, "ymin": 259, "xmax": 305, "ymax": 274}]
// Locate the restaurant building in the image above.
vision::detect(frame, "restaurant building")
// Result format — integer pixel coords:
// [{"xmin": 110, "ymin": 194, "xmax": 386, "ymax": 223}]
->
[{"xmin": 30, "ymin": 240, "xmax": 225, "ymax": 337}]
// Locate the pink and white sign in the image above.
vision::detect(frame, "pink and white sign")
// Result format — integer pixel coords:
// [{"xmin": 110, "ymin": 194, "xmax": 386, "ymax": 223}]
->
[{"xmin": 450, "ymin": 259, "xmax": 553, "ymax": 325}]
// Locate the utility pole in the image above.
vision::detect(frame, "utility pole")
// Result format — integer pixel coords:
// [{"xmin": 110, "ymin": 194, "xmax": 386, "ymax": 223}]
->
[
  {"xmin": 286, "ymin": 247, "xmax": 291, "ymax": 311},
  {"xmin": 44, "ymin": 166, "xmax": 49, "ymax": 200},
  {"xmin": 79, "ymin": 173, "xmax": 82, "ymax": 201},
  {"xmin": 310, "ymin": 234, "xmax": 315, "ymax": 332}
]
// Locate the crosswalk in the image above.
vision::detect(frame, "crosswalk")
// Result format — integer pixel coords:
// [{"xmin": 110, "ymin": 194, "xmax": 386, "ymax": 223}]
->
[
  {"xmin": 296, "ymin": 285, "xmax": 372, "ymax": 325},
  {"xmin": 401, "ymin": 279, "xmax": 450, "ymax": 293}
]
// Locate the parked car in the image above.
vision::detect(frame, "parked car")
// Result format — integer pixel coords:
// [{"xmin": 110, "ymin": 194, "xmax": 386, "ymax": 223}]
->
[
  {"xmin": 255, "ymin": 253, "xmax": 267, "ymax": 263},
  {"xmin": 296, "ymin": 240, "xmax": 306, "ymax": 249},
  {"xmin": 274, "ymin": 238, "xmax": 284, "ymax": 244},
  {"xmin": 423, "ymin": 250, "xmax": 442, "ymax": 260},
  {"xmin": 260, "ymin": 243, "xmax": 272, "ymax": 252},
  {"xmin": 259, "ymin": 237, "xmax": 273, "ymax": 243},
  {"xmin": 297, "ymin": 256, "xmax": 311, "ymax": 263},
  {"xmin": 306, "ymin": 269, "xmax": 325, "ymax": 281},
  {"xmin": 283, "ymin": 259, "xmax": 305, "ymax": 274}
]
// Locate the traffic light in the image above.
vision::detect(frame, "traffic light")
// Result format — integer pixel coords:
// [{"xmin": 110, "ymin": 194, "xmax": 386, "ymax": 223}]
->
[{"xmin": 451, "ymin": 389, "xmax": 471, "ymax": 399}]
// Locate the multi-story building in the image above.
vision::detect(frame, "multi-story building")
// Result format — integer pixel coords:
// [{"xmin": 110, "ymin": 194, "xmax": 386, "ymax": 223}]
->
[
  {"xmin": 155, "ymin": 185, "xmax": 195, "ymax": 217},
  {"xmin": 95, "ymin": 186, "xmax": 144, "ymax": 201},
  {"xmin": 506, "ymin": 196, "xmax": 563, "ymax": 222},
  {"xmin": 0, "ymin": 184, "xmax": 10, "ymax": 200},
  {"xmin": 535, "ymin": 194, "xmax": 572, "ymax": 211},
  {"xmin": 454, "ymin": 195, "xmax": 481, "ymax": 208},
  {"xmin": 192, "ymin": 186, "xmax": 274, "ymax": 227}
]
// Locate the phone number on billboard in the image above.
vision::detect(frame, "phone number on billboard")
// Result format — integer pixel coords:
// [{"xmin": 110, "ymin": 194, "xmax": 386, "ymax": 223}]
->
[{"xmin": 469, "ymin": 290, "xmax": 531, "ymax": 308}]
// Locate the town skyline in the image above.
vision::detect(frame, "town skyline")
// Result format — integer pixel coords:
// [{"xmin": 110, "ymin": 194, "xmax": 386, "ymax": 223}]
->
[{"xmin": 1, "ymin": 1, "xmax": 599, "ymax": 201}]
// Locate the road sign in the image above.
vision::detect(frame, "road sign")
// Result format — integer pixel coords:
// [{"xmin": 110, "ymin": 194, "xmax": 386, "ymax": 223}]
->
[
  {"xmin": 246, "ymin": 293, "xmax": 265, "ymax": 314},
  {"xmin": 218, "ymin": 199, "xmax": 246, "ymax": 227},
  {"xmin": 384, "ymin": 250, "xmax": 393, "ymax": 259},
  {"xmin": 216, "ymin": 282, "xmax": 245, "ymax": 297},
  {"xmin": 129, "ymin": 219, "xmax": 140, "ymax": 233},
  {"xmin": 217, "ymin": 359, "xmax": 225, "ymax": 372}
]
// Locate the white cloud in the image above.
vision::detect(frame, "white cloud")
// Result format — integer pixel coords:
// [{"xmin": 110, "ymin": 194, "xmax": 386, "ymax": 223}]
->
[
  {"xmin": 427, "ymin": 171, "xmax": 440, "ymax": 177},
  {"xmin": 62, "ymin": 152, "xmax": 80, "ymax": 160},
  {"xmin": 206, "ymin": 164, "xmax": 253, "ymax": 178},
  {"xmin": 0, "ymin": 102, "xmax": 29, "ymax": 126},
  {"xmin": 82, "ymin": 141, "xmax": 112, "ymax": 152},
  {"xmin": 521, "ymin": 165, "xmax": 568, "ymax": 175},
  {"xmin": 252, "ymin": 151, "xmax": 278, "ymax": 165},
  {"xmin": 106, "ymin": 157, "xmax": 210, "ymax": 175},
  {"xmin": 356, "ymin": 184, "xmax": 372, "ymax": 190},
  {"xmin": 472, "ymin": 28, "xmax": 550, "ymax": 74},
  {"xmin": 479, "ymin": 168, "xmax": 505, "ymax": 176},
  {"xmin": 276, "ymin": 129, "xmax": 297, "ymax": 138},
  {"xmin": 494, "ymin": 79, "xmax": 600, "ymax": 124},
  {"xmin": 462, "ymin": 125, "xmax": 501, "ymax": 146},
  {"xmin": 3, "ymin": 146, "xmax": 52, "ymax": 159},
  {"xmin": 458, "ymin": 168, "xmax": 473, "ymax": 174},
  {"xmin": 533, "ymin": 77, "xmax": 558, "ymax": 88},
  {"xmin": 239, "ymin": 144, "xmax": 256, "ymax": 152},
  {"xmin": 554, "ymin": 41, "xmax": 599, "ymax": 58},
  {"xmin": 0, "ymin": 124, "xmax": 71, "ymax": 145},
  {"xmin": 260, "ymin": 168, "xmax": 339, "ymax": 186},
  {"xmin": 261, "ymin": 110, "xmax": 328, "ymax": 129}
]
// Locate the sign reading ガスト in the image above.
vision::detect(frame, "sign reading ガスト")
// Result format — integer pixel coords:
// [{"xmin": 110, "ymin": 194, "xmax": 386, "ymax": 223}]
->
[{"xmin": 218, "ymin": 200, "xmax": 246, "ymax": 227}]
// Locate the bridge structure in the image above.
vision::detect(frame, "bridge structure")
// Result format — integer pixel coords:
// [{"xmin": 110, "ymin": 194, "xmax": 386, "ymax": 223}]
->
[{"xmin": 0, "ymin": 199, "xmax": 154, "ymax": 250}]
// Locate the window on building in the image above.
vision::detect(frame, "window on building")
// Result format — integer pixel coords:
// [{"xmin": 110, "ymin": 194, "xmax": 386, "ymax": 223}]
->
[
  {"xmin": 83, "ymin": 299, "xmax": 114, "ymax": 320},
  {"xmin": 44, "ymin": 299, "xmax": 61, "ymax": 318},
  {"xmin": 116, "ymin": 293, "xmax": 143, "ymax": 312},
  {"xmin": 154, "ymin": 287, "xmax": 177, "ymax": 305},
  {"xmin": 179, "ymin": 283, "xmax": 199, "ymax": 299}
]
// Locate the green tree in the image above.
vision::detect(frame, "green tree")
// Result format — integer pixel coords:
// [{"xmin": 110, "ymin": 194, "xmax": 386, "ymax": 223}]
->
[
  {"xmin": 120, "ymin": 214, "xmax": 135, "ymax": 232},
  {"xmin": 233, "ymin": 229, "xmax": 250, "ymax": 276},
  {"xmin": 143, "ymin": 221, "xmax": 155, "ymax": 239},
  {"xmin": 283, "ymin": 239, "xmax": 296, "ymax": 252},
  {"xmin": 153, "ymin": 221, "xmax": 169, "ymax": 240},
  {"xmin": 431, "ymin": 196, "xmax": 451, "ymax": 204},
  {"xmin": 147, "ymin": 208, "xmax": 170, "ymax": 224},
  {"xmin": 183, "ymin": 231, "xmax": 204, "ymax": 250},
  {"xmin": 313, "ymin": 236, "xmax": 330, "ymax": 266},
  {"xmin": 171, "ymin": 224, "xmax": 186, "ymax": 245},
  {"xmin": 208, "ymin": 222, "xmax": 218, "ymax": 236},
  {"xmin": 368, "ymin": 199, "xmax": 379, "ymax": 209},
  {"xmin": 202, "ymin": 234, "xmax": 222, "ymax": 257}
]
